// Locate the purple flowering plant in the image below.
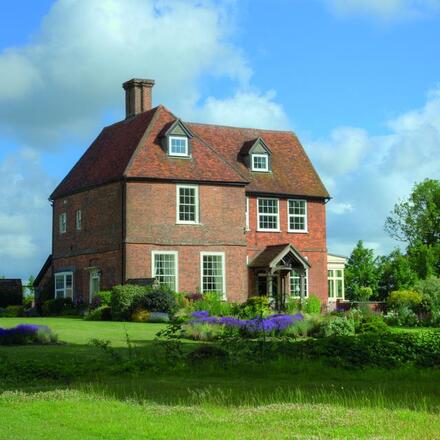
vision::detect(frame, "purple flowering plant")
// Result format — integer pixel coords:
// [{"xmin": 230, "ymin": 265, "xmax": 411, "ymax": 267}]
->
[
  {"xmin": 0, "ymin": 324, "xmax": 57, "ymax": 345},
  {"xmin": 189, "ymin": 310, "xmax": 304, "ymax": 337}
]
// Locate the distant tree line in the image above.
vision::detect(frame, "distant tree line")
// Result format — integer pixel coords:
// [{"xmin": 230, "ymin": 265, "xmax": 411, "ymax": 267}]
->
[{"xmin": 345, "ymin": 178, "xmax": 440, "ymax": 301}]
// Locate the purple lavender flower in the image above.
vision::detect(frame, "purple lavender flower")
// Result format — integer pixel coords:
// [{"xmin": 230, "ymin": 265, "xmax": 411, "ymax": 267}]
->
[{"xmin": 191, "ymin": 310, "xmax": 210, "ymax": 319}]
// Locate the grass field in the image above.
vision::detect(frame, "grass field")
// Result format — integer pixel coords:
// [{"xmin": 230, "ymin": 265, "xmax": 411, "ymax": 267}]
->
[{"xmin": 1, "ymin": 317, "xmax": 439, "ymax": 439}]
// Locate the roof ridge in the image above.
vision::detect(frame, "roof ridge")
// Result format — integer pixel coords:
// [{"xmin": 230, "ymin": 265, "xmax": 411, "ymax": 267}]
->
[{"xmin": 187, "ymin": 120, "xmax": 297, "ymax": 135}]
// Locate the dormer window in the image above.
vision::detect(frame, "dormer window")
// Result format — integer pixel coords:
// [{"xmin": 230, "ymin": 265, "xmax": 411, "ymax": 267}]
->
[
  {"xmin": 162, "ymin": 119, "xmax": 193, "ymax": 158},
  {"xmin": 169, "ymin": 136, "xmax": 188, "ymax": 157},
  {"xmin": 252, "ymin": 154, "xmax": 269, "ymax": 172},
  {"xmin": 240, "ymin": 137, "xmax": 272, "ymax": 173}
]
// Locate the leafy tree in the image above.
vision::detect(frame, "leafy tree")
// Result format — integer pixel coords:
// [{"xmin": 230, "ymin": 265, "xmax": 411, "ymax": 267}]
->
[
  {"xmin": 345, "ymin": 240, "xmax": 379, "ymax": 301},
  {"xmin": 385, "ymin": 179, "xmax": 440, "ymax": 277},
  {"xmin": 376, "ymin": 249, "xmax": 418, "ymax": 300}
]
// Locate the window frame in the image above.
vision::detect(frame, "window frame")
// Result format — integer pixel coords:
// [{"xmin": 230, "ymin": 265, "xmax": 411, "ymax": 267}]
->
[
  {"xmin": 75, "ymin": 209, "xmax": 82, "ymax": 231},
  {"xmin": 245, "ymin": 196, "xmax": 250, "ymax": 231},
  {"xmin": 176, "ymin": 184, "xmax": 199, "ymax": 224},
  {"xmin": 200, "ymin": 251, "xmax": 226, "ymax": 298},
  {"xmin": 290, "ymin": 269, "xmax": 309, "ymax": 298},
  {"xmin": 288, "ymin": 199, "xmax": 308, "ymax": 233},
  {"xmin": 251, "ymin": 153, "xmax": 269, "ymax": 172},
  {"xmin": 328, "ymin": 268, "xmax": 344, "ymax": 301},
  {"xmin": 257, "ymin": 197, "xmax": 280, "ymax": 232},
  {"xmin": 59, "ymin": 212, "xmax": 67, "ymax": 234},
  {"xmin": 151, "ymin": 250, "xmax": 179, "ymax": 292},
  {"xmin": 169, "ymin": 136, "xmax": 189, "ymax": 157},
  {"xmin": 54, "ymin": 271, "xmax": 73, "ymax": 299},
  {"xmin": 89, "ymin": 269, "xmax": 100, "ymax": 303}
]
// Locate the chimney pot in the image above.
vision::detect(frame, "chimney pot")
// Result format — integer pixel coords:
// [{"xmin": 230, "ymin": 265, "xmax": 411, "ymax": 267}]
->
[{"xmin": 122, "ymin": 78, "xmax": 155, "ymax": 118}]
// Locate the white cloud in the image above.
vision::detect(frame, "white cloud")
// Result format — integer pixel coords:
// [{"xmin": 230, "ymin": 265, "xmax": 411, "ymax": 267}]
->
[
  {"xmin": 325, "ymin": 0, "xmax": 440, "ymax": 19},
  {"xmin": 309, "ymin": 86, "xmax": 440, "ymax": 256},
  {"xmin": 0, "ymin": 150, "xmax": 54, "ymax": 278},
  {"xmin": 189, "ymin": 90, "xmax": 290, "ymax": 129}
]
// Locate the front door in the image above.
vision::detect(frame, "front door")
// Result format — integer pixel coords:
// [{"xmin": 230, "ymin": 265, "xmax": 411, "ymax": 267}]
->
[{"xmin": 257, "ymin": 274, "xmax": 279, "ymax": 298}]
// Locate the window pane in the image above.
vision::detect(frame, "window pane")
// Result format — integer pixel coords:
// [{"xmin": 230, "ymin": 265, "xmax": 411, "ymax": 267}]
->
[
  {"xmin": 253, "ymin": 155, "xmax": 268, "ymax": 170},
  {"xmin": 288, "ymin": 200, "xmax": 307, "ymax": 231},
  {"xmin": 258, "ymin": 199, "xmax": 278, "ymax": 230},
  {"xmin": 178, "ymin": 187, "xmax": 197, "ymax": 222},
  {"xmin": 328, "ymin": 280, "xmax": 335, "ymax": 298},
  {"xmin": 170, "ymin": 137, "xmax": 188, "ymax": 155},
  {"xmin": 202, "ymin": 255, "xmax": 223, "ymax": 293},
  {"xmin": 336, "ymin": 270, "xmax": 343, "ymax": 278},
  {"xmin": 55, "ymin": 276, "xmax": 64, "ymax": 290},
  {"xmin": 290, "ymin": 270, "xmax": 308, "ymax": 297},
  {"xmin": 154, "ymin": 253, "xmax": 176, "ymax": 291},
  {"xmin": 336, "ymin": 280, "xmax": 343, "ymax": 298}
]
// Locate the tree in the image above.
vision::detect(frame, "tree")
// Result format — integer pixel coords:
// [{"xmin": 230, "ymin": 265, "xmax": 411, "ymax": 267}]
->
[
  {"xmin": 376, "ymin": 249, "xmax": 418, "ymax": 300},
  {"xmin": 385, "ymin": 179, "xmax": 440, "ymax": 278},
  {"xmin": 345, "ymin": 240, "xmax": 379, "ymax": 300}
]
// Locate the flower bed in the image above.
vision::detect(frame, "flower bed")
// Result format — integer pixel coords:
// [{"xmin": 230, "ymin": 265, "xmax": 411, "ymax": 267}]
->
[
  {"xmin": 0, "ymin": 324, "xmax": 58, "ymax": 345},
  {"xmin": 187, "ymin": 311, "xmax": 304, "ymax": 339}
]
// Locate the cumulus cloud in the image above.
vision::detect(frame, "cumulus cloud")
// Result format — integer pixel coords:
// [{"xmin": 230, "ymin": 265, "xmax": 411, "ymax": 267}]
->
[
  {"xmin": 0, "ymin": 0, "xmax": 290, "ymax": 278},
  {"xmin": 325, "ymin": 0, "xmax": 440, "ymax": 19},
  {"xmin": 308, "ymin": 87, "xmax": 440, "ymax": 257},
  {"xmin": 0, "ymin": 150, "xmax": 54, "ymax": 278}
]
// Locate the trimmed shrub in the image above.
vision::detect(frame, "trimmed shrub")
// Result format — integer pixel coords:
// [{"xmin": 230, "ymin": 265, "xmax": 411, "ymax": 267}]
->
[
  {"xmin": 135, "ymin": 288, "xmax": 177, "ymax": 314},
  {"xmin": 355, "ymin": 312, "xmax": 389, "ymax": 334},
  {"xmin": 90, "ymin": 290, "xmax": 112, "ymax": 309},
  {"xmin": 302, "ymin": 294, "xmax": 321, "ymax": 314},
  {"xmin": 85, "ymin": 305, "xmax": 112, "ymax": 321},
  {"xmin": 388, "ymin": 290, "xmax": 423, "ymax": 312},
  {"xmin": 111, "ymin": 284, "xmax": 146, "ymax": 320},
  {"xmin": 3, "ymin": 305, "xmax": 25, "ymax": 317},
  {"xmin": 41, "ymin": 298, "xmax": 74, "ymax": 316},
  {"xmin": 0, "ymin": 285, "xmax": 23, "ymax": 308},
  {"xmin": 239, "ymin": 296, "xmax": 270, "ymax": 319},
  {"xmin": 319, "ymin": 316, "xmax": 355, "ymax": 337}
]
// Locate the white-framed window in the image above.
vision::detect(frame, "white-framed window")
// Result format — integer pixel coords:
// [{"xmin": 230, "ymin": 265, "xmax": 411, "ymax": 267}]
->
[
  {"xmin": 200, "ymin": 252, "xmax": 225, "ymax": 296},
  {"xmin": 89, "ymin": 269, "xmax": 100, "ymax": 303},
  {"xmin": 290, "ymin": 269, "xmax": 308, "ymax": 298},
  {"xmin": 288, "ymin": 199, "xmax": 307, "ymax": 232},
  {"xmin": 152, "ymin": 251, "xmax": 178, "ymax": 292},
  {"xmin": 55, "ymin": 272, "xmax": 73, "ymax": 299},
  {"xmin": 257, "ymin": 198, "xmax": 279, "ymax": 231},
  {"xmin": 59, "ymin": 213, "xmax": 67, "ymax": 234},
  {"xmin": 76, "ymin": 209, "xmax": 82, "ymax": 231},
  {"xmin": 251, "ymin": 153, "xmax": 269, "ymax": 172},
  {"xmin": 328, "ymin": 269, "xmax": 344, "ymax": 300},
  {"xmin": 245, "ymin": 196, "xmax": 250, "ymax": 231},
  {"xmin": 169, "ymin": 136, "xmax": 189, "ymax": 157},
  {"xmin": 176, "ymin": 184, "xmax": 199, "ymax": 224}
]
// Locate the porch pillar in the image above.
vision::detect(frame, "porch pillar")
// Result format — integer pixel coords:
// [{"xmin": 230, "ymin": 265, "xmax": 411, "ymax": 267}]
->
[
  {"xmin": 267, "ymin": 273, "xmax": 273, "ymax": 298},
  {"xmin": 299, "ymin": 268, "xmax": 305, "ymax": 302}
]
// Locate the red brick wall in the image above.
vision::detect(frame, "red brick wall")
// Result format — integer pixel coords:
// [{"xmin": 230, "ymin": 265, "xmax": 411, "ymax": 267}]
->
[
  {"xmin": 246, "ymin": 195, "xmax": 328, "ymax": 303},
  {"xmin": 52, "ymin": 182, "xmax": 123, "ymax": 302},
  {"xmin": 126, "ymin": 243, "xmax": 247, "ymax": 302},
  {"xmin": 125, "ymin": 181, "xmax": 248, "ymax": 300}
]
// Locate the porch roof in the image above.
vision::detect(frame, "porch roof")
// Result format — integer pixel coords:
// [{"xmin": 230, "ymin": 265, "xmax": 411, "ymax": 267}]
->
[{"xmin": 248, "ymin": 243, "xmax": 311, "ymax": 270}]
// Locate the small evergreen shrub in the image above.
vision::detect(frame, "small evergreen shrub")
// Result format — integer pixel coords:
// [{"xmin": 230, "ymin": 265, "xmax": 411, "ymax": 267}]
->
[
  {"xmin": 135, "ymin": 288, "xmax": 177, "ymax": 314},
  {"xmin": 193, "ymin": 292, "xmax": 231, "ymax": 317},
  {"xmin": 4, "ymin": 305, "xmax": 25, "ymax": 317},
  {"xmin": 388, "ymin": 290, "xmax": 423, "ymax": 312},
  {"xmin": 111, "ymin": 284, "xmax": 146, "ymax": 320},
  {"xmin": 90, "ymin": 290, "xmax": 112, "ymax": 309},
  {"xmin": 85, "ymin": 305, "xmax": 112, "ymax": 321},
  {"xmin": 239, "ymin": 296, "xmax": 270, "ymax": 319},
  {"xmin": 41, "ymin": 298, "xmax": 74, "ymax": 316},
  {"xmin": 302, "ymin": 295, "xmax": 321, "ymax": 314},
  {"xmin": 384, "ymin": 306, "xmax": 419, "ymax": 327},
  {"xmin": 147, "ymin": 312, "xmax": 170, "ymax": 323},
  {"xmin": 319, "ymin": 316, "xmax": 355, "ymax": 337}
]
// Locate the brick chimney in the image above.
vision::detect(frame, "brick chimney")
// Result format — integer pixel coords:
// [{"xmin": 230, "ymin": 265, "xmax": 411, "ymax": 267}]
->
[{"xmin": 122, "ymin": 78, "xmax": 155, "ymax": 118}]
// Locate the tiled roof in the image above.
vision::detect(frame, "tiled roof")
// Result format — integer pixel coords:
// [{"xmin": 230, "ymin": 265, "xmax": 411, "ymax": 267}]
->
[
  {"xmin": 51, "ymin": 106, "xmax": 329, "ymax": 199},
  {"xmin": 188, "ymin": 123, "xmax": 329, "ymax": 198}
]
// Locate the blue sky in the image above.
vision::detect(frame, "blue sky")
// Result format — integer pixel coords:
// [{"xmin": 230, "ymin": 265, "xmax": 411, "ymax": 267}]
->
[{"xmin": 1, "ymin": 0, "xmax": 440, "ymax": 280}]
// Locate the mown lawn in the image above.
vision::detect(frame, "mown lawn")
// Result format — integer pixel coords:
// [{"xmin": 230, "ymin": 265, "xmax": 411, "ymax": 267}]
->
[{"xmin": 0, "ymin": 317, "xmax": 439, "ymax": 440}]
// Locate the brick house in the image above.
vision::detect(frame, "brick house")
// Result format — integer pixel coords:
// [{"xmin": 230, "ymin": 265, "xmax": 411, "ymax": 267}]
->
[{"xmin": 35, "ymin": 78, "xmax": 331, "ymax": 306}]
